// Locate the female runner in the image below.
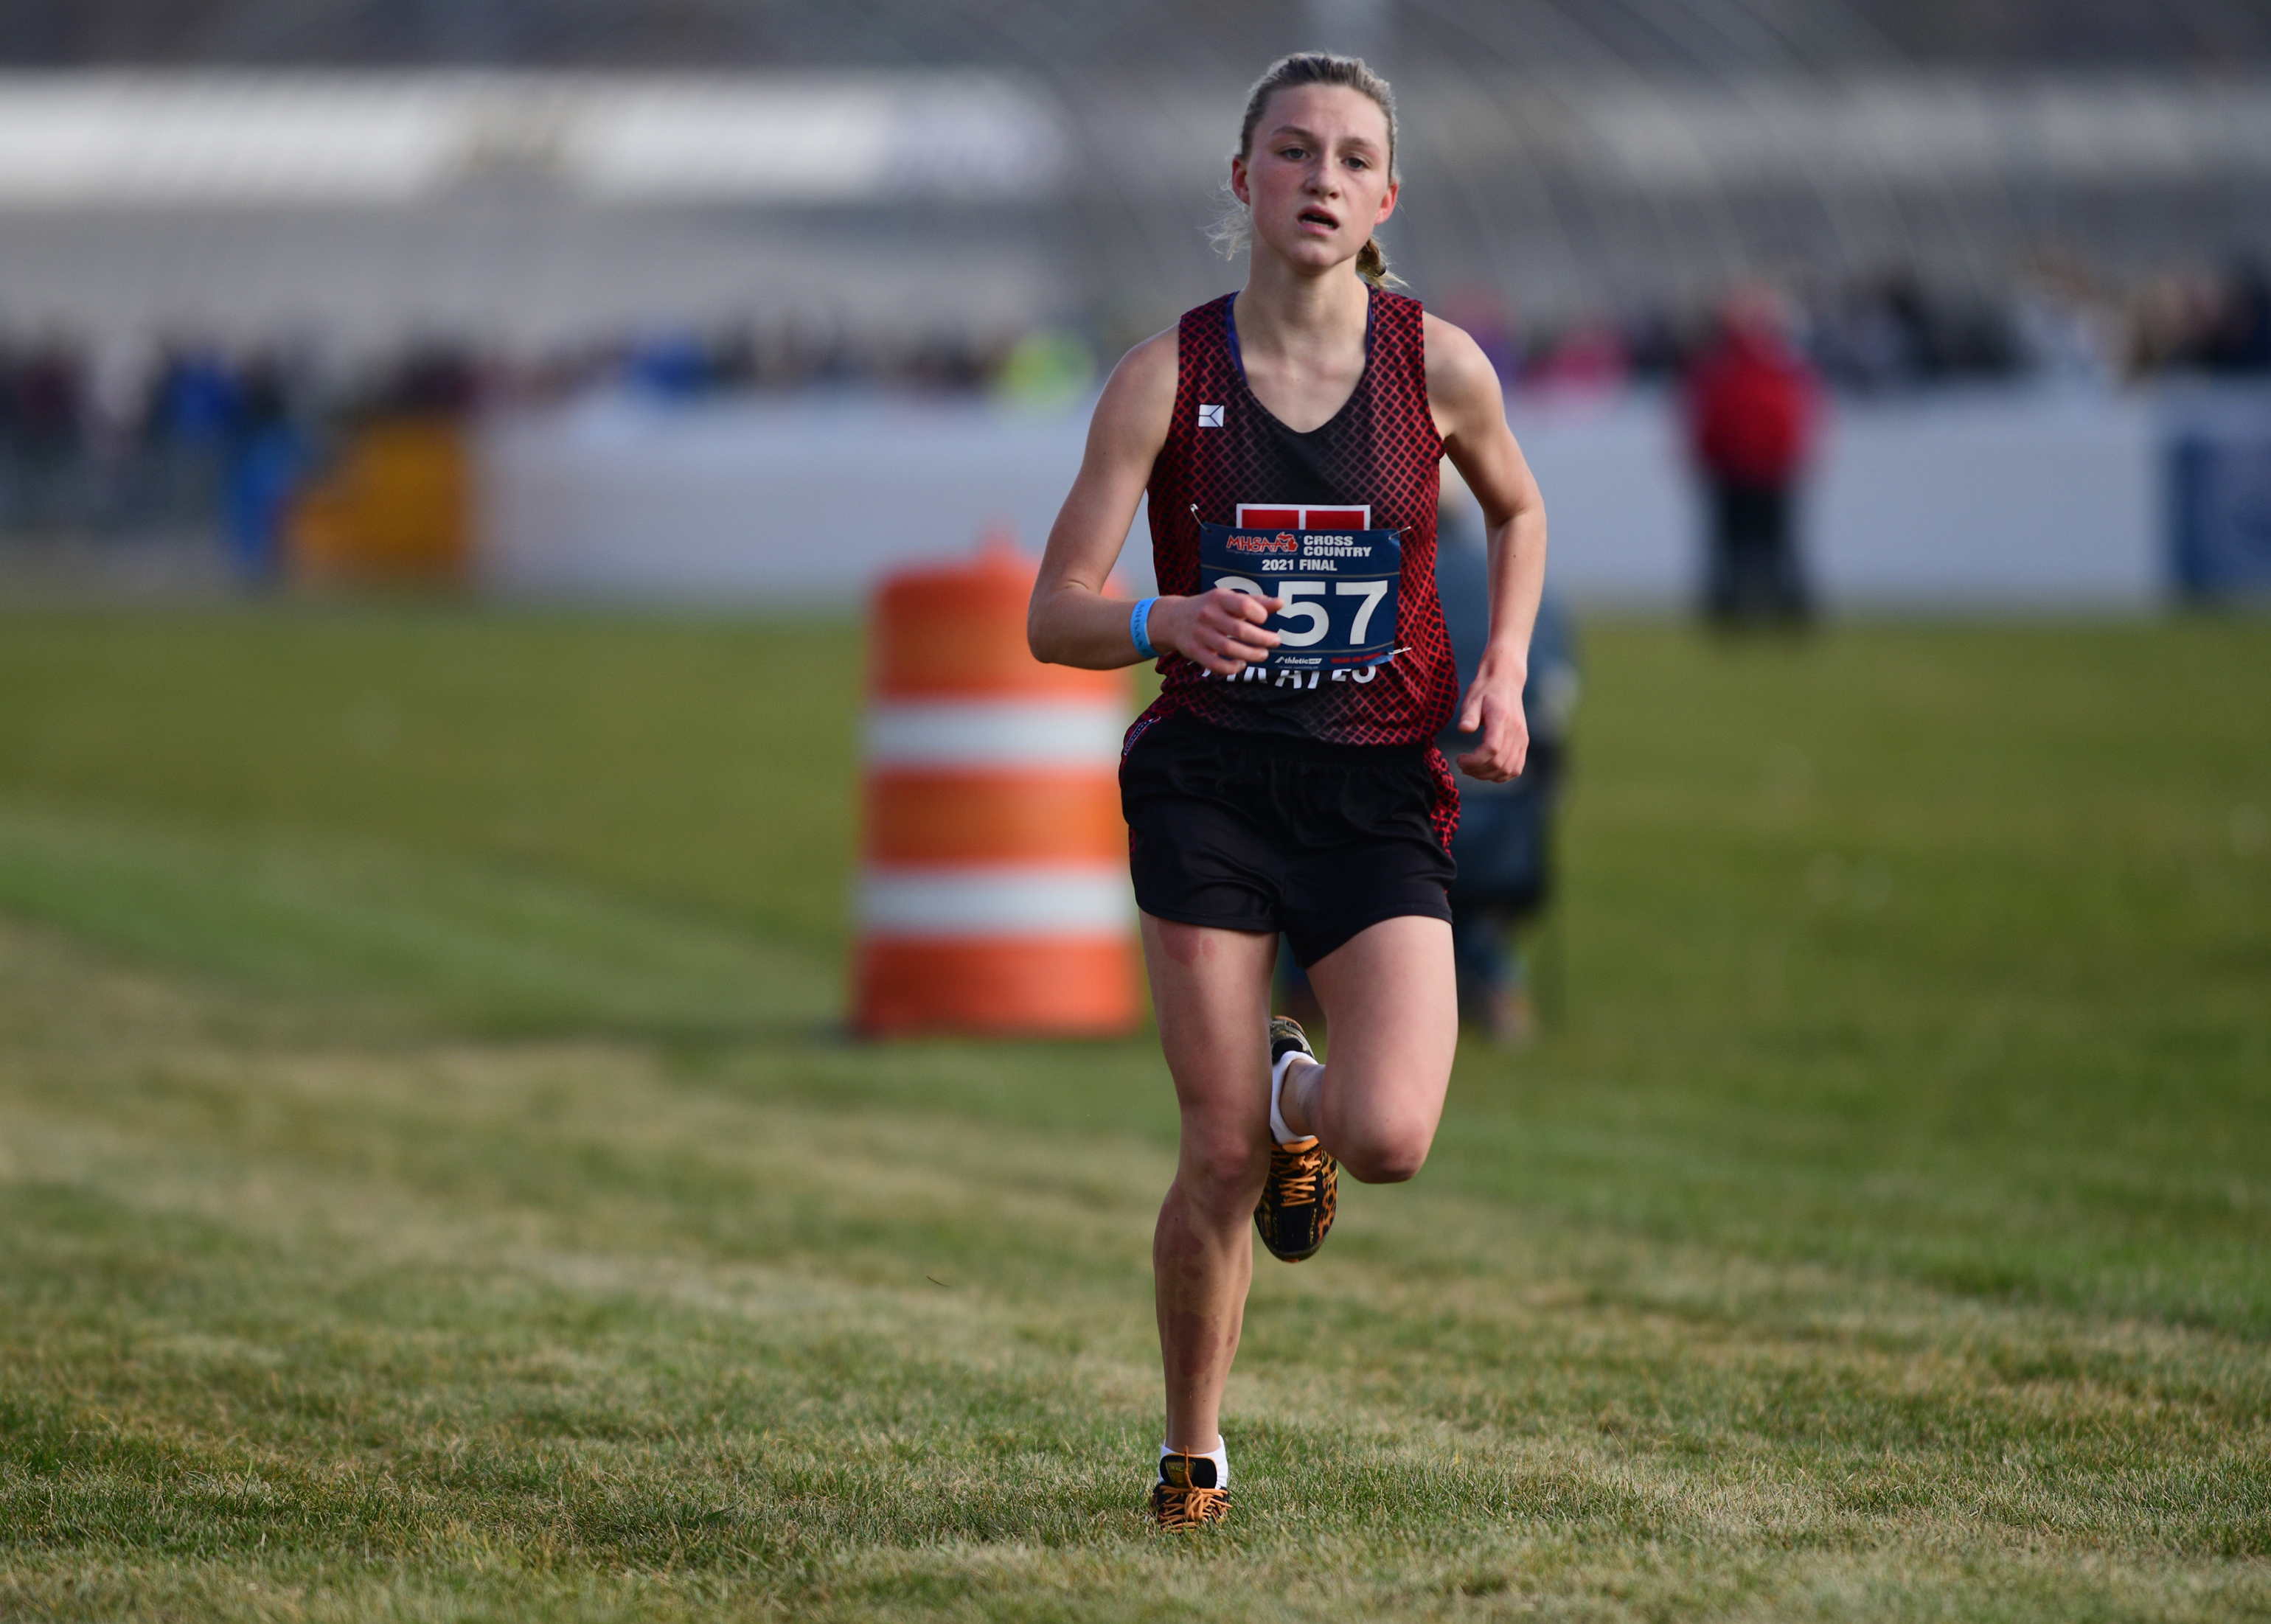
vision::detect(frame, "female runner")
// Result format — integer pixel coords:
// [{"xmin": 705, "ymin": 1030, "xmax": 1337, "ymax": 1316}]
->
[{"xmin": 1026, "ymin": 52, "xmax": 1547, "ymax": 1529}]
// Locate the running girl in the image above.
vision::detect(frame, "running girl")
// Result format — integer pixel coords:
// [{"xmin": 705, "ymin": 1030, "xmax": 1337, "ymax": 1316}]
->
[{"xmin": 1026, "ymin": 52, "xmax": 1547, "ymax": 1529}]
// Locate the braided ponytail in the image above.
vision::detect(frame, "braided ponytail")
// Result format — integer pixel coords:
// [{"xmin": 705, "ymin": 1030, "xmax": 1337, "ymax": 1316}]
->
[{"xmin": 1355, "ymin": 237, "xmax": 1393, "ymax": 289}]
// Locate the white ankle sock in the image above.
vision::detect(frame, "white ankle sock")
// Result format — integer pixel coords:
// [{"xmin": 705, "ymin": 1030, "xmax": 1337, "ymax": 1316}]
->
[
  {"xmin": 1160, "ymin": 1440, "xmax": 1229, "ymax": 1487},
  {"xmin": 1270, "ymin": 1050, "xmax": 1319, "ymax": 1145}
]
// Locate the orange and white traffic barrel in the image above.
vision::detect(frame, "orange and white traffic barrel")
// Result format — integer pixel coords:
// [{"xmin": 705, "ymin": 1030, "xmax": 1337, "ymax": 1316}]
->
[{"xmin": 852, "ymin": 534, "xmax": 1138, "ymax": 1037}]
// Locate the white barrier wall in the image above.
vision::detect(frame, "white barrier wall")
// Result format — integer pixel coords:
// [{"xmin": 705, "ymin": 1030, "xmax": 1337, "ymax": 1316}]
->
[
  {"xmin": 1494, "ymin": 394, "xmax": 1691, "ymax": 604},
  {"xmin": 479, "ymin": 394, "xmax": 1144, "ymax": 604},
  {"xmin": 1502, "ymin": 387, "xmax": 2162, "ymax": 609},
  {"xmin": 1808, "ymin": 391, "xmax": 2160, "ymax": 608},
  {"xmin": 479, "ymin": 386, "xmax": 2168, "ymax": 610}
]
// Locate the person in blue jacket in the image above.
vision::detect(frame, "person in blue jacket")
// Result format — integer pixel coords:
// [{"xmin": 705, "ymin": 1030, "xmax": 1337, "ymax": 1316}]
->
[
  {"xmin": 1278, "ymin": 497, "xmax": 1576, "ymax": 1042},
  {"xmin": 1433, "ymin": 499, "xmax": 1579, "ymax": 1040}
]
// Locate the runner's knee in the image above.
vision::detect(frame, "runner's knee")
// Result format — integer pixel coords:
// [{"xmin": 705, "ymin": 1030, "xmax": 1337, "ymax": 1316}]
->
[
  {"xmin": 1336, "ymin": 1123, "xmax": 1432, "ymax": 1184},
  {"xmin": 1180, "ymin": 1135, "xmax": 1269, "ymax": 1213}
]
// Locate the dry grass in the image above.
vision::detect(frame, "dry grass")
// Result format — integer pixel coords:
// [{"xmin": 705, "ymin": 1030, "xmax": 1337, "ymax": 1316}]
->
[{"xmin": 1, "ymin": 611, "xmax": 2267, "ymax": 1620}]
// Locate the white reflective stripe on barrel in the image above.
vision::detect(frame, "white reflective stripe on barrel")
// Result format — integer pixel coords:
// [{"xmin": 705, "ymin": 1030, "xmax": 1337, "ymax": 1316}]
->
[
  {"xmin": 865, "ymin": 700, "xmax": 1124, "ymax": 769},
  {"xmin": 858, "ymin": 865, "xmax": 1132, "ymax": 935}
]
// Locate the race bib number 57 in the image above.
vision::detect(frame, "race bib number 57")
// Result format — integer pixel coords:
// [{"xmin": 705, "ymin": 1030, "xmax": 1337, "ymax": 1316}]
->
[{"xmin": 1198, "ymin": 522, "xmax": 1402, "ymax": 673}]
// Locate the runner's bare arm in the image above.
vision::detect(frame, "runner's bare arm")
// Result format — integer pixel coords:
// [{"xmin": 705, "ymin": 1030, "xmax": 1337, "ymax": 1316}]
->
[
  {"xmin": 1426, "ymin": 313, "xmax": 1548, "ymax": 783},
  {"xmin": 1028, "ymin": 331, "xmax": 1282, "ymax": 676}
]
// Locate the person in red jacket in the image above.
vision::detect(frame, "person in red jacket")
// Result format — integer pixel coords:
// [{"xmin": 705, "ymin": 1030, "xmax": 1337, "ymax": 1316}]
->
[{"xmin": 1684, "ymin": 289, "xmax": 1820, "ymax": 624}]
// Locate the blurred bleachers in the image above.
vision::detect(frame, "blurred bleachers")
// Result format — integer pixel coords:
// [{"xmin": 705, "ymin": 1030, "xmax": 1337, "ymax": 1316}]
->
[{"xmin": 4, "ymin": 1, "xmax": 2271, "ymax": 603}]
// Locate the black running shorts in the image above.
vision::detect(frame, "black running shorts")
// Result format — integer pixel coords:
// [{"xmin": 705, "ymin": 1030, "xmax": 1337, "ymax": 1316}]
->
[{"xmin": 1121, "ymin": 712, "xmax": 1456, "ymax": 969}]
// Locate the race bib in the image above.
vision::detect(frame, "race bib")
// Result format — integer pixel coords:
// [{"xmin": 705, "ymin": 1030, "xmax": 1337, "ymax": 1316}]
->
[{"xmin": 1198, "ymin": 522, "xmax": 1402, "ymax": 673}]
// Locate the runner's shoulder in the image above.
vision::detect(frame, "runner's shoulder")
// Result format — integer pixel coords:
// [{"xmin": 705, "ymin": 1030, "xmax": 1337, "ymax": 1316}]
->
[
  {"xmin": 1107, "ymin": 327, "xmax": 1180, "ymax": 401},
  {"xmin": 1421, "ymin": 313, "xmax": 1497, "ymax": 398},
  {"xmin": 1089, "ymin": 327, "xmax": 1181, "ymax": 459},
  {"xmin": 1421, "ymin": 312, "xmax": 1507, "ymax": 432}
]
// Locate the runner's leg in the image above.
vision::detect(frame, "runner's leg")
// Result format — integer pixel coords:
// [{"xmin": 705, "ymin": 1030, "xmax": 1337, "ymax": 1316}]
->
[
  {"xmin": 1142, "ymin": 912, "xmax": 1279, "ymax": 1454},
  {"xmin": 1279, "ymin": 915, "xmax": 1458, "ymax": 1183}
]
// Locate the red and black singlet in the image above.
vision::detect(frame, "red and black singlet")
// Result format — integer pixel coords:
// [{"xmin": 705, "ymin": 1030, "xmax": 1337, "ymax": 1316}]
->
[
  {"xmin": 1138, "ymin": 288, "xmax": 1456, "ymax": 747},
  {"xmin": 1130, "ymin": 287, "xmax": 1461, "ymax": 840}
]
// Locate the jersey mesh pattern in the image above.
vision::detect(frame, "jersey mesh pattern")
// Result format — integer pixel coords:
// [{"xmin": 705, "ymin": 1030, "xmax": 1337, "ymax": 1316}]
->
[{"xmin": 1131, "ymin": 289, "xmax": 1461, "ymax": 846}]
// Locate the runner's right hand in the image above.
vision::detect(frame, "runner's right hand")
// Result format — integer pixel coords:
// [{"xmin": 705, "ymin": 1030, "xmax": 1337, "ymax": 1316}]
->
[{"xmin": 1153, "ymin": 587, "xmax": 1282, "ymax": 676}]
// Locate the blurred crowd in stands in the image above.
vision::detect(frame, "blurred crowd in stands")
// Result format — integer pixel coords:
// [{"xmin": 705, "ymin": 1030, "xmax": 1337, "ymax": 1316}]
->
[
  {"xmin": 3, "ymin": 259, "xmax": 2269, "ymax": 562},
  {"xmin": 1464, "ymin": 257, "xmax": 2271, "ymax": 397}
]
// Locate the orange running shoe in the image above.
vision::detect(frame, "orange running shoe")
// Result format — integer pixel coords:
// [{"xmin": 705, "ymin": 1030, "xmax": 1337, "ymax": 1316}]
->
[
  {"xmin": 1152, "ymin": 1452, "xmax": 1230, "ymax": 1529},
  {"xmin": 1255, "ymin": 1017, "xmax": 1338, "ymax": 1262}
]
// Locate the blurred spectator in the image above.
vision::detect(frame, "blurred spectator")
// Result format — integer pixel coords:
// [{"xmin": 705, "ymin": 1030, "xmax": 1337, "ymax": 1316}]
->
[
  {"xmin": 624, "ymin": 330, "xmax": 714, "ymax": 402},
  {"xmin": 1619, "ymin": 306, "xmax": 1688, "ymax": 382},
  {"xmin": 1273, "ymin": 506, "xmax": 1580, "ymax": 1045},
  {"xmin": 993, "ymin": 327, "xmax": 1097, "ymax": 412},
  {"xmin": 2207, "ymin": 261, "xmax": 2271, "ymax": 374},
  {"xmin": 2013, "ymin": 252, "xmax": 2121, "ymax": 390},
  {"xmin": 1526, "ymin": 319, "xmax": 1630, "ymax": 397},
  {"xmin": 1434, "ymin": 507, "xmax": 1580, "ymax": 1043},
  {"xmin": 2127, "ymin": 271, "xmax": 2226, "ymax": 377},
  {"xmin": 380, "ymin": 344, "xmax": 481, "ymax": 416},
  {"xmin": 140, "ymin": 343, "xmax": 241, "ymax": 534},
  {"xmin": 7, "ymin": 260, "xmax": 2269, "ymax": 559},
  {"xmin": 1684, "ymin": 288, "xmax": 1821, "ymax": 626},
  {"xmin": 222, "ymin": 358, "xmax": 309, "ymax": 582},
  {"xmin": 2, "ymin": 338, "xmax": 86, "ymax": 532},
  {"xmin": 1811, "ymin": 275, "xmax": 1925, "ymax": 391},
  {"xmin": 1807, "ymin": 271, "xmax": 2020, "ymax": 392}
]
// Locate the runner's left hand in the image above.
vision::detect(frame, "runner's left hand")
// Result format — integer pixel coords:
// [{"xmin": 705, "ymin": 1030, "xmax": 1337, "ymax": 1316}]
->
[{"xmin": 1455, "ymin": 650, "xmax": 1529, "ymax": 782}]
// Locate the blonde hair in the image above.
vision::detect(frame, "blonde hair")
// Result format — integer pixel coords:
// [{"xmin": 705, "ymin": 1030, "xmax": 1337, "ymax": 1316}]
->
[{"xmin": 1210, "ymin": 52, "xmax": 1404, "ymax": 289}]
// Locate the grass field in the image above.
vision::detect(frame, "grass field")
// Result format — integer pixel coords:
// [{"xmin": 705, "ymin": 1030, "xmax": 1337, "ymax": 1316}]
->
[{"xmin": 0, "ymin": 609, "xmax": 2267, "ymax": 1623}]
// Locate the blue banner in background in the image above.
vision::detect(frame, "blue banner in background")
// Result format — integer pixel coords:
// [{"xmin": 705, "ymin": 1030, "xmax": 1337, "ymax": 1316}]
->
[
  {"xmin": 2172, "ymin": 428, "xmax": 2271, "ymax": 600},
  {"xmin": 2165, "ymin": 386, "xmax": 2271, "ymax": 601}
]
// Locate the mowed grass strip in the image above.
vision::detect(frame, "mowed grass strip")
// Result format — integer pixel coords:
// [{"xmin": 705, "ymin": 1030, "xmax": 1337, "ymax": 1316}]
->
[{"xmin": 0, "ymin": 608, "xmax": 2267, "ymax": 1622}]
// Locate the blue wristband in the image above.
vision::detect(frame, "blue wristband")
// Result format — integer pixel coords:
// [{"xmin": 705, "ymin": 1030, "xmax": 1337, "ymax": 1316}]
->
[{"xmin": 1130, "ymin": 596, "xmax": 1160, "ymax": 660}]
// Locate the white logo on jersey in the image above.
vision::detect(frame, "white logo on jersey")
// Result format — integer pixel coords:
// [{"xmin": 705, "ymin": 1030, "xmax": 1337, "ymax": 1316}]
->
[{"xmin": 1197, "ymin": 403, "xmax": 1224, "ymax": 428}]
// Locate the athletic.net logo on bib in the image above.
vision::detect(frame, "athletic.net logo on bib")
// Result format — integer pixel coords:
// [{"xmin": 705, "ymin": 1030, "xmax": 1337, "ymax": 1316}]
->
[{"xmin": 1198, "ymin": 503, "xmax": 1401, "ymax": 680}]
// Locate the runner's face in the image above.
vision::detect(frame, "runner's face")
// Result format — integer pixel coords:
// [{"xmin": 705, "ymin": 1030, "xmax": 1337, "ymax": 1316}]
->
[{"xmin": 1231, "ymin": 85, "xmax": 1397, "ymax": 276}]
